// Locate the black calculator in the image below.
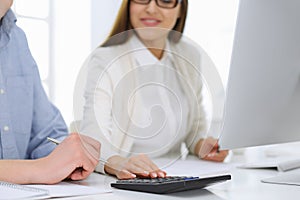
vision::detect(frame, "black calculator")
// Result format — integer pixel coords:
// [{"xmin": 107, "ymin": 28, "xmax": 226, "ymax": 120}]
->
[{"xmin": 111, "ymin": 174, "xmax": 231, "ymax": 194}]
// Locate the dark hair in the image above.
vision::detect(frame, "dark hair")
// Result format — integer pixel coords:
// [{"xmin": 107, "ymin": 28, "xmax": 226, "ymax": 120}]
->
[{"xmin": 101, "ymin": 0, "xmax": 188, "ymax": 47}]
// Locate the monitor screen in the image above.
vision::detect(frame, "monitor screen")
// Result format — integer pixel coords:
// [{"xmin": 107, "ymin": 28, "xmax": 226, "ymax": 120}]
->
[{"xmin": 219, "ymin": 0, "xmax": 300, "ymax": 150}]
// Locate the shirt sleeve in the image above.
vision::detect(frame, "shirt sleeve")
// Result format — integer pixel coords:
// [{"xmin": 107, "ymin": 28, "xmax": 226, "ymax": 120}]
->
[
  {"xmin": 185, "ymin": 45, "xmax": 225, "ymax": 155},
  {"xmin": 27, "ymin": 60, "xmax": 68, "ymax": 159},
  {"xmin": 80, "ymin": 50, "xmax": 123, "ymax": 174},
  {"xmin": 185, "ymin": 80, "xmax": 208, "ymax": 155}
]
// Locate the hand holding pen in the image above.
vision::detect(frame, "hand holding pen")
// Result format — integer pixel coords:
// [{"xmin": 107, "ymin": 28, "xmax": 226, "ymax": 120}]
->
[
  {"xmin": 42, "ymin": 133, "xmax": 101, "ymax": 183},
  {"xmin": 47, "ymin": 137, "xmax": 108, "ymax": 164},
  {"xmin": 196, "ymin": 137, "xmax": 229, "ymax": 162}
]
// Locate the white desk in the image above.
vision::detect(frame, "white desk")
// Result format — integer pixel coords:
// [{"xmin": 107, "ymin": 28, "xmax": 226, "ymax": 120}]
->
[{"xmin": 60, "ymin": 145, "xmax": 300, "ymax": 200}]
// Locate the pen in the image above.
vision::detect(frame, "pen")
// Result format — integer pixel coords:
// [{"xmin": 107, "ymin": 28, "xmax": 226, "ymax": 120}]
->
[
  {"xmin": 47, "ymin": 137, "xmax": 60, "ymax": 145},
  {"xmin": 47, "ymin": 137, "xmax": 108, "ymax": 164}
]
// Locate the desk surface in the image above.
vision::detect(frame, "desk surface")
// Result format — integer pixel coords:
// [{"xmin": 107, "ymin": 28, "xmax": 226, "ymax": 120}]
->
[{"xmin": 60, "ymin": 145, "xmax": 300, "ymax": 200}]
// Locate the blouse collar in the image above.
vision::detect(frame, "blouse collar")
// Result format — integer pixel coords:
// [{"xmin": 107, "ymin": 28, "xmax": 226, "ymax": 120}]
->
[{"xmin": 128, "ymin": 33, "xmax": 174, "ymax": 66}]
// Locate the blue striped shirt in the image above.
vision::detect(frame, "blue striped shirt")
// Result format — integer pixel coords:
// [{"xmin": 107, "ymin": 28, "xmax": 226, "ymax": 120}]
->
[{"xmin": 0, "ymin": 9, "xmax": 68, "ymax": 159}]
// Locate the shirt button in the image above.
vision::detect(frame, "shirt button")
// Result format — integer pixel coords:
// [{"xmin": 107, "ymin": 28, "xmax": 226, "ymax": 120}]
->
[
  {"xmin": 3, "ymin": 126, "xmax": 9, "ymax": 132},
  {"xmin": 0, "ymin": 89, "xmax": 5, "ymax": 94}
]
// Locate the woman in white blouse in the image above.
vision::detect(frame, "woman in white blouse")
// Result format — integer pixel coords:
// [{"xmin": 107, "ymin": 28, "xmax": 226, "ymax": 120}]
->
[{"xmin": 80, "ymin": 0, "xmax": 228, "ymax": 179}]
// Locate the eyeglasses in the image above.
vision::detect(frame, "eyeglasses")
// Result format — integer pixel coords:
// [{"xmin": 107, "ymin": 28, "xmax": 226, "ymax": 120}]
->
[{"xmin": 131, "ymin": 0, "xmax": 182, "ymax": 9}]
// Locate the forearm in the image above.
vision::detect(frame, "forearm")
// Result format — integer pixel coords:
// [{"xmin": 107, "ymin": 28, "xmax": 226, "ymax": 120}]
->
[{"xmin": 0, "ymin": 159, "xmax": 44, "ymax": 184}]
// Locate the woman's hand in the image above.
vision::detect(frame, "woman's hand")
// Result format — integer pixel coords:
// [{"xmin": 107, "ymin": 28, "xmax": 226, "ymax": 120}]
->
[
  {"xmin": 104, "ymin": 154, "xmax": 167, "ymax": 179},
  {"xmin": 195, "ymin": 137, "xmax": 229, "ymax": 162}
]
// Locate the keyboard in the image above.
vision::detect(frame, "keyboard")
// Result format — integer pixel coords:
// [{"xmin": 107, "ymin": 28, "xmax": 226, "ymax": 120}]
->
[{"xmin": 111, "ymin": 174, "xmax": 231, "ymax": 194}]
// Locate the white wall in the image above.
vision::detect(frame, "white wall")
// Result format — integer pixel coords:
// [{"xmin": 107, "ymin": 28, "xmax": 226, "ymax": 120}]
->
[
  {"xmin": 90, "ymin": 0, "xmax": 121, "ymax": 49},
  {"xmin": 186, "ymin": 0, "xmax": 239, "ymax": 86},
  {"xmin": 52, "ymin": 0, "xmax": 92, "ymax": 126}
]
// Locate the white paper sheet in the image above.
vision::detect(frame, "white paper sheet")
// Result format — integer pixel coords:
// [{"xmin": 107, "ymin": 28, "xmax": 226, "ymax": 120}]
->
[
  {"xmin": 28, "ymin": 182, "xmax": 109, "ymax": 198},
  {"xmin": 0, "ymin": 181, "xmax": 48, "ymax": 200},
  {"xmin": 154, "ymin": 157, "xmax": 236, "ymax": 177}
]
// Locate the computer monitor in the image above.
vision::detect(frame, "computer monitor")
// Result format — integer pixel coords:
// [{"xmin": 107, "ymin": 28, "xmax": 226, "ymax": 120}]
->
[{"xmin": 219, "ymin": 0, "xmax": 300, "ymax": 150}]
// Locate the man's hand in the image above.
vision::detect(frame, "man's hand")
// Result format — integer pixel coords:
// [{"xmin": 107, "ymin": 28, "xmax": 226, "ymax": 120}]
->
[{"xmin": 39, "ymin": 133, "xmax": 101, "ymax": 184}]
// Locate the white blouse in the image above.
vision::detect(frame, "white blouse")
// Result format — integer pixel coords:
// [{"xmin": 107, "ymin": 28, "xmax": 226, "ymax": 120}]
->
[
  {"xmin": 80, "ymin": 34, "xmax": 212, "ymax": 173},
  {"xmin": 128, "ymin": 35, "xmax": 189, "ymax": 157}
]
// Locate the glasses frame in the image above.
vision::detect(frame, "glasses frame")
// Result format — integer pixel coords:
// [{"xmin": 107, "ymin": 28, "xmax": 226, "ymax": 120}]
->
[{"xmin": 131, "ymin": 0, "xmax": 182, "ymax": 9}]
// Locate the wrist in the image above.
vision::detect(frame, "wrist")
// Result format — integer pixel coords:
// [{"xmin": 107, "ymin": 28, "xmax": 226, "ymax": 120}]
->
[
  {"xmin": 25, "ymin": 157, "xmax": 49, "ymax": 184},
  {"xmin": 104, "ymin": 155, "xmax": 125, "ymax": 175},
  {"xmin": 194, "ymin": 139, "xmax": 204, "ymax": 156},
  {"xmin": 18, "ymin": 158, "xmax": 47, "ymax": 184}
]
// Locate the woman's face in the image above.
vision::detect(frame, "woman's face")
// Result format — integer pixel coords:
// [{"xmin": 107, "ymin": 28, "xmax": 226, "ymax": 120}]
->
[
  {"xmin": 0, "ymin": 0, "xmax": 13, "ymax": 19},
  {"xmin": 129, "ymin": 0, "xmax": 181, "ymax": 44}
]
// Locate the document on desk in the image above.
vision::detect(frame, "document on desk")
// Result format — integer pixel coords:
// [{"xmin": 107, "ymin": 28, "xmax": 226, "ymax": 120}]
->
[
  {"xmin": 26, "ymin": 181, "xmax": 111, "ymax": 198},
  {"xmin": 155, "ymin": 158, "xmax": 236, "ymax": 177},
  {"xmin": 0, "ymin": 181, "xmax": 49, "ymax": 200},
  {"xmin": 261, "ymin": 168, "xmax": 300, "ymax": 186}
]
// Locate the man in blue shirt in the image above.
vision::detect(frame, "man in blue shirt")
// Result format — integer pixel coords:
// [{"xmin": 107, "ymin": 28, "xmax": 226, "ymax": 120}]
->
[{"xmin": 0, "ymin": 0, "xmax": 100, "ymax": 184}]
